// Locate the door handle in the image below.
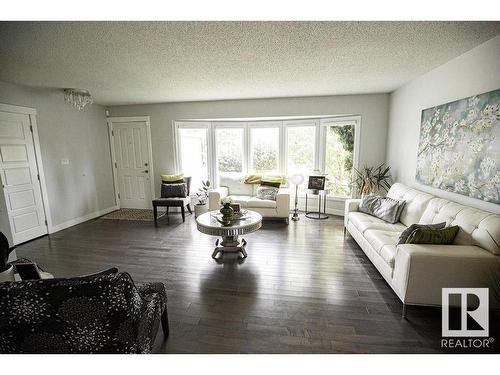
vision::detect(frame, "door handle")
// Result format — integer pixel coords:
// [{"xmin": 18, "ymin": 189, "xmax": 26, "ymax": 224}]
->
[{"xmin": 143, "ymin": 170, "xmax": 149, "ymax": 173}]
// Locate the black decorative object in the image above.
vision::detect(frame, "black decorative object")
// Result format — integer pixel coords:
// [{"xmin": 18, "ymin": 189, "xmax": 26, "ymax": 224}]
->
[{"xmin": 219, "ymin": 203, "xmax": 234, "ymax": 226}]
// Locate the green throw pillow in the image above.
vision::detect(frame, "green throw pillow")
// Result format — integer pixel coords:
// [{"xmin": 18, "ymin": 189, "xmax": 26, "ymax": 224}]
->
[{"xmin": 405, "ymin": 226, "xmax": 459, "ymax": 245}]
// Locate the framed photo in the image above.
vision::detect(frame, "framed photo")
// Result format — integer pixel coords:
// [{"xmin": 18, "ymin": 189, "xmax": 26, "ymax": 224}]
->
[{"xmin": 308, "ymin": 175, "xmax": 325, "ymax": 190}]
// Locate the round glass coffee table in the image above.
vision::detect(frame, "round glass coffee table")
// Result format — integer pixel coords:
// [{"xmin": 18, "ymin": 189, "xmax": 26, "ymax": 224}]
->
[{"xmin": 196, "ymin": 210, "xmax": 262, "ymax": 260}]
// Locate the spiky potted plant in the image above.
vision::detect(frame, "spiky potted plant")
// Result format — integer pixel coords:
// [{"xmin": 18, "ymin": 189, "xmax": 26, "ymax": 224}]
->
[
  {"xmin": 194, "ymin": 180, "xmax": 211, "ymax": 218},
  {"xmin": 353, "ymin": 163, "xmax": 392, "ymax": 198},
  {"xmin": 0, "ymin": 232, "xmax": 15, "ymax": 282}
]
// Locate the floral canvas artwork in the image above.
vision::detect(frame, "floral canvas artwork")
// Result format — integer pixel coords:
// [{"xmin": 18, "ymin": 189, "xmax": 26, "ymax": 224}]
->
[{"xmin": 416, "ymin": 89, "xmax": 500, "ymax": 204}]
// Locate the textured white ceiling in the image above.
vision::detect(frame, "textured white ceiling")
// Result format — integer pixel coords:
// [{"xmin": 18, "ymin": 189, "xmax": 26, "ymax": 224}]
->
[{"xmin": 0, "ymin": 22, "xmax": 499, "ymax": 105}]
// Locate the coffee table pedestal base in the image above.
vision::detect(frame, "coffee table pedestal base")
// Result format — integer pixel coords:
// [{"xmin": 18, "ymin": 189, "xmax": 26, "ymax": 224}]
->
[{"xmin": 212, "ymin": 236, "xmax": 248, "ymax": 259}]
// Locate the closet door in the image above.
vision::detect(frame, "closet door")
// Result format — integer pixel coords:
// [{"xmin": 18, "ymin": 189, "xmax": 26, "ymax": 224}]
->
[{"xmin": 0, "ymin": 110, "xmax": 47, "ymax": 244}]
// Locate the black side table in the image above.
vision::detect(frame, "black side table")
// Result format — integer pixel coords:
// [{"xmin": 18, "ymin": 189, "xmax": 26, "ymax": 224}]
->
[{"xmin": 305, "ymin": 189, "xmax": 329, "ymax": 220}]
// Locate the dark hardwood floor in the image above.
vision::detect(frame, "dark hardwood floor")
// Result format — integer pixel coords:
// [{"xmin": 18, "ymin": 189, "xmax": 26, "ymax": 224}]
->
[{"xmin": 15, "ymin": 212, "xmax": 500, "ymax": 353}]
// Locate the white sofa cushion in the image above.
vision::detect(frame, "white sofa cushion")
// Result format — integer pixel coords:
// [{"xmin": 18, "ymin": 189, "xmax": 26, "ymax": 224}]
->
[
  {"xmin": 226, "ymin": 195, "xmax": 279, "ymax": 209},
  {"xmin": 419, "ymin": 198, "xmax": 500, "ymax": 255},
  {"xmin": 364, "ymin": 229, "xmax": 399, "ymax": 252},
  {"xmin": 348, "ymin": 212, "xmax": 406, "ymax": 234},
  {"xmin": 219, "ymin": 173, "xmax": 253, "ymax": 196},
  {"xmin": 386, "ymin": 183, "xmax": 434, "ymax": 227},
  {"xmin": 228, "ymin": 195, "xmax": 250, "ymax": 207},
  {"xmin": 363, "ymin": 229, "xmax": 399, "ymax": 268},
  {"xmin": 247, "ymin": 197, "xmax": 277, "ymax": 209}
]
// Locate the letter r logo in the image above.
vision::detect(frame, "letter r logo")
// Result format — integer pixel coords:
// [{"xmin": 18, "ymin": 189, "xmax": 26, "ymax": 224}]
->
[{"xmin": 442, "ymin": 288, "xmax": 489, "ymax": 337}]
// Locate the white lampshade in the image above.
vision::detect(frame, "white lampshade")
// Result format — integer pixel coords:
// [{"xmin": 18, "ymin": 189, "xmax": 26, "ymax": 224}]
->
[{"xmin": 290, "ymin": 174, "xmax": 304, "ymax": 186}]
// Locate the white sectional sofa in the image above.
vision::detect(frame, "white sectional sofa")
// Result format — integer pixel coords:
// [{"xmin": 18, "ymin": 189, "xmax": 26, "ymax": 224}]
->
[
  {"xmin": 209, "ymin": 173, "xmax": 290, "ymax": 223},
  {"xmin": 345, "ymin": 183, "xmax": 500, "ymax": 316}
]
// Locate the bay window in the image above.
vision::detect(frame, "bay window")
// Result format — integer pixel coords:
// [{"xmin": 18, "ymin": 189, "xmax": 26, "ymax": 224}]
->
[{"xmin": 174, "ymin": 116, "xmax": 359, "ymax": 198}]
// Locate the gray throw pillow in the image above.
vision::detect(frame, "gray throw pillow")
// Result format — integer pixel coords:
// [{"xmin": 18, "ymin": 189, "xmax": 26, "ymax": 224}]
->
[
  {"xmin": 397, "ymin": 222, "xmax": 446, "ymax": 245},
  {"xmin": 161, "ymin": 182, "xmax": 187, "ymax": 198},
  {"xmin": 256, "ymin": 185, "xmax": 279, "ymax": 201},
  {"xmin": 359, "ymin": 194, "xmax": 406, "ymax": 224}
]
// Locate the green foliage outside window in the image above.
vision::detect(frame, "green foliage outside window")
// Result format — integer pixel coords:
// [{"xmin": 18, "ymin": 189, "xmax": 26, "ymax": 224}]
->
[
  {"xmin": 325, "ymin": 125, "xmax": 354, "ymax": 197},
  {"xmin": 217, "ymin": 129, "xmax": 243, "ymax": 173},
  {"xmin": 252, "ymin": 145, "xmax": 278, "ymax": 172}
]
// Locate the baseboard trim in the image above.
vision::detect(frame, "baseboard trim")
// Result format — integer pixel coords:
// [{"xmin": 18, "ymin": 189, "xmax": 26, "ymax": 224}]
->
[
  {"xmin": 48, "ymin": 205, "xmax": 119, "ymax": 234},
  {"xmin": 327, "ymin": 208, "xmax": 344, "ymax": 217}
]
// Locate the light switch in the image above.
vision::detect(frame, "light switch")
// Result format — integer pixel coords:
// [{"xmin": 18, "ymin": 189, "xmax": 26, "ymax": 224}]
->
[{"xmin": 61, "ymin": 159, "xmax": 70, "ymax": 165}]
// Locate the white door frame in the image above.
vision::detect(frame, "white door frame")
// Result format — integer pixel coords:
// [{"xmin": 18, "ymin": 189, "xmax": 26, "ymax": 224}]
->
[
  {"xmin": 0, "ymin": 102, "xmax": 53, "ymax": 233},
  {"xmin": 107, "ymin": 116, "xmax": 155, "ymax": 208}
]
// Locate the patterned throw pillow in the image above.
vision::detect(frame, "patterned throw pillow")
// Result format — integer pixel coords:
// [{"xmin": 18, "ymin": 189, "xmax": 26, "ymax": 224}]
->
[
  {"xmin": 256, "ymin": 185, "xmax": 279, "ymax": 201},
  {"xmin": 359, "ymin": 194, "xmax": 406, "ymax": 224},
  {"xmin": 397, "ymin": 222, "xmax": 446, "ymax": 245},
  {"xmin": 161, "ymin": 183, "xmax": 187, "ymax": 198},
  {"xmin": 405, "ymin": 226, "xmax": 459, "ymax": 245}
]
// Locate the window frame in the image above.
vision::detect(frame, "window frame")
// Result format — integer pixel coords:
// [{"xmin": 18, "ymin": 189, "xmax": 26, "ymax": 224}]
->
[
  {"xmin": 212, "ymin": 122, "xmax": 247, "ymax": 185},
  {"xmin": 173, "ymin": 121, "xmax": 212, "ymax": 189},
  {"xmin": 319, "ymin": 116, "xmax": 361, "ymax": 199},
  {"xmin": 174, "ymin": 115, "xmax": 361, "ymax": 198},
  {"xmin": 247, "ymin": 121, "xmax": 283, "ymax": 174},
  {"xmin": 283, "ymin": 119, "xmax": 319, "ymax": 176}
]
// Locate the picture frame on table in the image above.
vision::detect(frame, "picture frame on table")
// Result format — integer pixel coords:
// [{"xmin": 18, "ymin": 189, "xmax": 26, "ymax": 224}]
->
[{"xmin": 308, "ymin": 176, "xmax": 326, "ymax": 190}]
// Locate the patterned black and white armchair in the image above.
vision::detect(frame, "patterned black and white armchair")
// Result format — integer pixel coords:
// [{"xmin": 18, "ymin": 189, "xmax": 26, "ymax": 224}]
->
[{"xmin": 0, "ymin": 269, "xmax": 169, "ymax": 353}]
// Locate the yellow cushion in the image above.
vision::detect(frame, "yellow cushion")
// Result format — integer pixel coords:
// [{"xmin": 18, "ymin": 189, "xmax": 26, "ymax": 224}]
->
[
  {"xmin": 243, "ymin": 174, "xmax": 262, "ymax": 184},
  {"xmin": 161, "ymin": 173, "xmax": 184, "ymax": 182},
  {"xmin": 243, "ymin": 174, "xmax": 286, "ymax": 185}
]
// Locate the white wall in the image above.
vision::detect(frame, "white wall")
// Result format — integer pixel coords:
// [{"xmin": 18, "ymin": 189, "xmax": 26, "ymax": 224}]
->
[
  {"xmin": 108, "ymin": 93, "xmax": 389, "ymax": 214},
  {"xmin": 0, "ymin": 81, "xmax": 117, "ymax": 232},
  {"xmin": 386, "ymin": 35, "xmax": 500, "ymax": 214}
]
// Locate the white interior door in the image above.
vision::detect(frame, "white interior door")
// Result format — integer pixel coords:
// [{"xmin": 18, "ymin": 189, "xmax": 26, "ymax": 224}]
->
[
  {"xmin": 0, "ymin": 110, "xmax": 47, "ymax": 244},
  {"xmin": 110, "ymin": 119, "xmax": 153, "ymax": 209}
]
